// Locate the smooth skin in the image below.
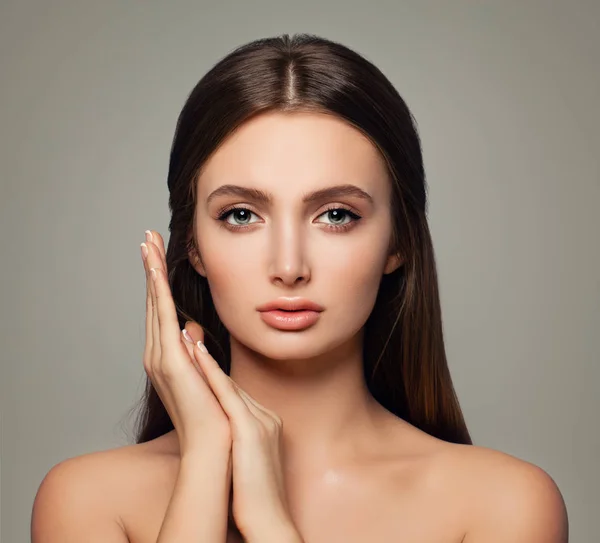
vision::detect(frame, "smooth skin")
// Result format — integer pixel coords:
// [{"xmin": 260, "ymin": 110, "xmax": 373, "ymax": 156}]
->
[
  {"xmin": 143, "ymin": 231, "xmax": 300, "ymax": 542},
  {"xmin": 31, "ymin": 111, "xmax": 568, "ymax": 542}
]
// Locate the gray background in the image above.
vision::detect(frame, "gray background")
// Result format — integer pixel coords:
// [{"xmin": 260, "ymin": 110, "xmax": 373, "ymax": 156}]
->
[{"xmin": 1, "ymin": 1, "xmax": 598, "ymax": 541}]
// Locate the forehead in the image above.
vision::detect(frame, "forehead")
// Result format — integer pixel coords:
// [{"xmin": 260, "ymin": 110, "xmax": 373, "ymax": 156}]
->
[{"xmin": 198, "ymin": 110, "xmax": 389, "ymax": 195}]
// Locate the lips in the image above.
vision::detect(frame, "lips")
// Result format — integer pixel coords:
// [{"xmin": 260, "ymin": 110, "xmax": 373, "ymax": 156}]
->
[
  {"xmin": 256, "ymin": 297, "xmax": 324, "ymax": 331},
  {"xmin": 258, "ymin": 308, "xmax": 322, "ymax": 331},
  {"xmin": 256, "ymin": 297, "xmax": 324, "ymax": 313}
]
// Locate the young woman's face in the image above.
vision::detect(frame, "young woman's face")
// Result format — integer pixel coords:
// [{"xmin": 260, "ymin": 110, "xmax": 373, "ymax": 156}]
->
[{"xmin": 192, "ymin": 111, "xmax": 401, "ymax": 359}]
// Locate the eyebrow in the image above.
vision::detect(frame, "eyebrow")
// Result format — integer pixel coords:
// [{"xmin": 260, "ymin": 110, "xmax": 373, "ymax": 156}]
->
[{"xmin": 206, "ymin": 183, "xmax": 374, "ymax": 206}]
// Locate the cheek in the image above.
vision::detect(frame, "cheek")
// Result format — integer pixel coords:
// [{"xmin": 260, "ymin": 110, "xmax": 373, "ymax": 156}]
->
[
  {"xmin": 326, "ymin": 244, "xmax": 386, "ymax": 282},
  {"xmin": 333, "ymin": 256, "xmax": 385, "ymax": 310},
  {"xmin": 318, "ymin": 234, "xmax": 391, "ymax": 325},
  {"xmin": 322, "ymin": 228, "xmax": 391, "ymax": 290},
  {"xmin": 200, "ymin": 236, "xmax": 259, "ymax": 322}
]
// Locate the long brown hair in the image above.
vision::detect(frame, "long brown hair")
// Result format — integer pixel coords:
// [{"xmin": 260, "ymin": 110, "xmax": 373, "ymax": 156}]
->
[{"xmin": 132, "ymin": 33, "xmax": 472, "ymax": 446}]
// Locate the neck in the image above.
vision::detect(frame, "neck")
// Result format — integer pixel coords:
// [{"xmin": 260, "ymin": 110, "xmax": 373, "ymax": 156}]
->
[{"xmin": 228, "ymin": 329, "xmax": 391, "ymax": 471}]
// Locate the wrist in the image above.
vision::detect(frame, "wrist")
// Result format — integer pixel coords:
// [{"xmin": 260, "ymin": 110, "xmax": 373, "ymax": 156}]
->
[
  {"xmin": 179, "ymin": 440, "xmax": 231, "ymax": 468},
  {"xmin": 181, "ymin": 432, "xmax": 231, "ymax": 454}
]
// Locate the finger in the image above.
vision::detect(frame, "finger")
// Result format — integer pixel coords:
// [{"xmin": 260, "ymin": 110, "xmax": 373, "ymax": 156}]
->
[
  {"xmin": 183, "ymin": 322, "xmax": 207, "ymax": 377},
  {"xmin": 236, "ymin": 386, "xmax": 270, "ymax": 415},
  {"xmin": 149, "ymin": 262, "xmax": 181, "ymax": 348},
  {"xmin": 144, "ymin": 234, "xmax": 167, "ymax": 286},
  {"xmin": 235, "ymin": 384, "xmax": 282, "ymax": 428},
  {"xmin": 144, "ymin": 231, "xmax": 169, "ymax": 312},
  {"xmin": 193, "ymin": 342, "xmax": 250, "ymax": 423},
  {"xmin": 181, "ymin": 328, "xmax": 208, "ymax": 384},
  {"xmin": 236, "ymin": 387, "xmax": 271, "ymax": 422},
  {"xmin": 149, "ymin": 265, "xmax": 161, "ymax": 368},
  {"xmin": 146, "ymin": 230, "xmax": 168, "ymax": 271},
  {"xmin": 141, "ymin": 243, "xmax": 153, "ymax": 369},
  {"xmin": 145, "ymin": 239, "xmax": 183, "ymax": 373},
  {"xmin": 183, "ymin": 321, "xmax": 205, "ymax": 344}
]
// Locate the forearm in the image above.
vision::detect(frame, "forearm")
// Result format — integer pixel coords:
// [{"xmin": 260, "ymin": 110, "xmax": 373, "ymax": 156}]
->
[
  {"xmin": 243, "ymin": 514, "xmax": 304, "ymax": 543},
  {"xmin": 157, "ymin": 445, "xmax": 232, "ymax": 542},
  {"xmin": 261, "ymin": 524, "xmax": 304, "ymax": 543},
  {"xmin": 246, "ymin": 526, "xmax": 304, "ymax": 543}
]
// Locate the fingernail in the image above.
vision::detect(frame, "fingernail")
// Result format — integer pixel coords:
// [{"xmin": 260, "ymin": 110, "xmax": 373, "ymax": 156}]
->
[
  {"xmin": 182, "ymin": 329, "xmax": 193, "ymax": 343},
  {"xmin": 140, "ymin": 242, "xmax": 148, "ymax": 259},
  {"xmin": 145, "ymin": 230, "xmax": 153, "ymax": 243},
  {"xmin": 196, "ymin": 340, "xmax": 208, "ymax": 353}
]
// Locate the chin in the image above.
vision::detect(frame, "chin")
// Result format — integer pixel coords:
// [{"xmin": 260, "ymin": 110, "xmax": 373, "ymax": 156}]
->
[
  {"xmin": 249, "ymin": 335, "xmax": 326, "ymax": 360},
  {"xmin": 236, "ymin": 326, "xmax": 353, "ymax": 362}
]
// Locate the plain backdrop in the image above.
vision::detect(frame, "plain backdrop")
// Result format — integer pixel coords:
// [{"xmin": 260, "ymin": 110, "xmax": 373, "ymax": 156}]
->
[{"xmin": 1, "ymin": 1, "xmax": 599, "ymax": 541}]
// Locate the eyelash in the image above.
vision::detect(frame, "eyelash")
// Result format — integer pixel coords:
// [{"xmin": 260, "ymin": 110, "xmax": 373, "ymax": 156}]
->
[{"xmin": 216, "ymin": 205, "xmax": 362, "ymax": 233}]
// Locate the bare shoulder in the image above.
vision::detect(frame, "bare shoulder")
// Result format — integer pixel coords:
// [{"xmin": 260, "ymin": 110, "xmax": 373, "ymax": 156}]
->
[
  {"xmin": 31, "ymin": 431, "xmax": 179, "ymax": 543},
  {"xmin": 439, "ymin": 442, "xmax": 569, "ymax": 542}
]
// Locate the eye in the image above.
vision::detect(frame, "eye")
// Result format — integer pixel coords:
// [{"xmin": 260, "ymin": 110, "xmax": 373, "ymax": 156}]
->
[
  {"xmin": 217, "ymin": 207, "xmax": 260, "ymax": 228},
  {"xmin": 216, "ymin": 205, "xmax": 362, "ymax": 232},
  {"xmin": 315, "ymin": 207, "xmax": 361, "ymax": 231}
]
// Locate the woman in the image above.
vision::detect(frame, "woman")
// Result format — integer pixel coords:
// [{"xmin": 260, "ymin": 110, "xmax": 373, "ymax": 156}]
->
[{"xmin": 32, "ymin": 33, "xmax": 568, "ymax": 542}]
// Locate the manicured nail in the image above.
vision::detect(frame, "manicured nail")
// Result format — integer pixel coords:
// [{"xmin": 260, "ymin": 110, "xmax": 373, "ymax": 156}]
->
[
  {"xmin": 196, "ymin": 340, "xmax": 208, "ymax": 353},
  {"xmin": 182, "ymin": 329, "xmax": 193, "ymax": 343},
  {"xmin": 140, "ymin": 242, "xmax": 148, "ymax": 259},
  {"xmin": 150, "ymin": 268, "xmax": 157, "ymax": 281},
  {"xmin": 145, "ymin": 230, "xmax": 153, "ymax": 242}
]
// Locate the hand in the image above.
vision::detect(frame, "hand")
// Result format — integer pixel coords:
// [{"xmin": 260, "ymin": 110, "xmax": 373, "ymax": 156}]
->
[
  {"xmin": 140, "ymin": 230, "xmax": 231, "ymax": 456},
  {"xmin": 185, "ymin": 333, "xmax": 299, "ymax": 542}
]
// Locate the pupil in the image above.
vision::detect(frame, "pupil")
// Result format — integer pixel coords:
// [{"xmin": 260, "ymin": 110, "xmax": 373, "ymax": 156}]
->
[
  {"xmin": 329, "ymin": 210, "xmax": 343, "ymax": 223},
  {"xmin": 235, "ymin": 210, "xmax": 250, "ymax": 223}
]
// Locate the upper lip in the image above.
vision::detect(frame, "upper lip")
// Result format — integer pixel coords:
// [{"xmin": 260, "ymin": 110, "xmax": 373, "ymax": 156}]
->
[{"xmin": 257, "ymin": 297, "xmax": 324, "ymax": 312}]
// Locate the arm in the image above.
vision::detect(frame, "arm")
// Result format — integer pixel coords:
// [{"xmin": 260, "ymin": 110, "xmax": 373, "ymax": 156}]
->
[
  {"xmin": 249, "ymin": 522, "xmax": 305, "ymax": 543},
  {"xmin": 463, "ymin": 462, "xmax": 568, "ymax": 542},
  {"xmin": 140, "ymin": 231, "xmax": 235, "ymax": 541},
  {"xmin": 31, "ymin": 445, "xmax": 233, "ymax": 543},
  {"xmin": 31, "ymin": 458, "xmax": 129, "ymax": 543},
  {"xmin": 157, "ymin": 445, "xmax": 232, "ymax": 542}
]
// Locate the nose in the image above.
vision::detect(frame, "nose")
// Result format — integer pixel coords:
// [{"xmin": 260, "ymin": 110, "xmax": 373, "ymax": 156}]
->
[{"xmin": 268, "ymin": 219, "xmax": 311, "ymax": 286}]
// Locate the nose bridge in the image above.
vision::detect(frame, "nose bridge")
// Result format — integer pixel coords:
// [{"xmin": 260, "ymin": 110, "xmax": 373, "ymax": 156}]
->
[{"xmin": 269, "ymin": 209, "xmax": 309, "ymax": 284}]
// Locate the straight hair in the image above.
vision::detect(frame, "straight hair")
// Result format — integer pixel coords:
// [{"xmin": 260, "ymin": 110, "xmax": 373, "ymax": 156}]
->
[{"xmin": 131, "ymin": 33, "xmax": 472, "ymax": 446}]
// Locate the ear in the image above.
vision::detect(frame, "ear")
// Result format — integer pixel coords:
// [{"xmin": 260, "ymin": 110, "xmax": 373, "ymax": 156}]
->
[
  {"xmin": 383, "ymin": 251, "xmax": 403, "ymax": 275},
  {"xmin": 188, "ymin": 243, "xmax": 207, "ymax": 277}
]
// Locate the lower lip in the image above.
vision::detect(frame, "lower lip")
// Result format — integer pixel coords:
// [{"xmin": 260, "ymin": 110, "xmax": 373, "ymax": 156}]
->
[{"xmin": 259, "ymin": 310, "xmax": 321, "ymax": 331}]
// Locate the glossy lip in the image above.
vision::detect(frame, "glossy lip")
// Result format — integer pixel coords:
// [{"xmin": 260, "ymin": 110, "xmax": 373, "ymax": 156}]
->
[
  {"xmin": 258, "ymin": 309, "xmax": 321, "ymax": 331},
  {"xmin": 256, "ymin": 297, "xmax": 324, "ymax": 313}
]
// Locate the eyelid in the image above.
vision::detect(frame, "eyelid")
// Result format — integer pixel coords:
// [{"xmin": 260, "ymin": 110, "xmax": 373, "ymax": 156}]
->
[
  {"xmin": 215, "ymin": 203, "xmax": 253, "ymax": 218},
  {"xmin": 321, "ymin": 202, "xmax": 362, "ymax": 216}
]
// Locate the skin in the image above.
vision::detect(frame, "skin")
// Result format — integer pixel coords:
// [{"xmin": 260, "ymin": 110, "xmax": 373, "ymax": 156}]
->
[
  {"xmin": 189, "ymin": 110, "xmax": 404, "ymax": 473},
  {"xmin": 31, "ymin": 111, "xmax": 568, "ymax": 542}
]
